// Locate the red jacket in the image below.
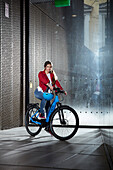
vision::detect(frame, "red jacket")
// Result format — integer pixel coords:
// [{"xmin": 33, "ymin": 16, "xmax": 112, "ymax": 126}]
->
[{"xmin": 38, "ymin": 70, "xmax": 63, "ymax": 92}]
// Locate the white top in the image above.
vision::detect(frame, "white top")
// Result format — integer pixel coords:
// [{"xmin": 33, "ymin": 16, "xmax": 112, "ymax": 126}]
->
[
  {"xmin": 47, "ymin": 73, "xmax": 52, "ymax": 85},
  {"xmin": 37, "ymin": 86, "xmax": 43, "ymax": 92},
  {"xmin": 46, "ymin": 73, "xmax": 52, "ymax": 93}
]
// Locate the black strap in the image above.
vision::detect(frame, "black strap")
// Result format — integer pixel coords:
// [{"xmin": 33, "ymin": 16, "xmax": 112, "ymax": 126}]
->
[{"xmin": 45, "ymin": 86, "xmax": 50, "ymax": 92}]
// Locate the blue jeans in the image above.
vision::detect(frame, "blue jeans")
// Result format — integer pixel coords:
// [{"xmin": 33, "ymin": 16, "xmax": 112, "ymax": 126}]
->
[{"xmin": 34, "ymin": 88, "xmax": 50, "ymax": 116}]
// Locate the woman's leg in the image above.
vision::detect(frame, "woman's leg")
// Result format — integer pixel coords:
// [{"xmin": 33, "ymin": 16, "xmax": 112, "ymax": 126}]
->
[
  {"xmin": 45, "ymin": 101, "xmax": 51, "ymax": 116},
  {"xmin": 34, "ymin": 88, "xmax": 46, "ymax": 116}
]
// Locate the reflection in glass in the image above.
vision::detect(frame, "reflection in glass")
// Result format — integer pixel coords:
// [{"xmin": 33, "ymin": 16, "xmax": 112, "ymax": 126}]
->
[{"xmin": 29, "ymin": 0, "xmax": 112, "ymax": 126}]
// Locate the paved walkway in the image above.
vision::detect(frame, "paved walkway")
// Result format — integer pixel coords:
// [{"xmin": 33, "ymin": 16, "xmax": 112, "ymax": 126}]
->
[{"xmin": 0, "ymin": 127, "xmax": 112, "ymax": 170}]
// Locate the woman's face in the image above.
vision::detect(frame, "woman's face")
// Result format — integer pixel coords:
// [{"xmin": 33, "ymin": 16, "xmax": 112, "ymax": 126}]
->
[{"xmin": 45, "ymin": 64, "xmax": 52, "ymax": 73}]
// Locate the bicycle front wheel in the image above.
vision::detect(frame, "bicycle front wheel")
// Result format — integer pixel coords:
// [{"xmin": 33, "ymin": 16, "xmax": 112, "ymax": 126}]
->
[
  {"xmin": 25, "ymin": 105, "xmax": 42, "ymax": 136},
  {"xmin": 50, "ymin": 105, "xmax": 79, "ymax": 140}
]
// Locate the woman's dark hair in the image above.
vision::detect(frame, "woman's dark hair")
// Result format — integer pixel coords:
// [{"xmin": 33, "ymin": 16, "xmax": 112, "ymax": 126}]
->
[{"xmin": 44, "ymin": 61, "xmax": 52, "ymax": 67}]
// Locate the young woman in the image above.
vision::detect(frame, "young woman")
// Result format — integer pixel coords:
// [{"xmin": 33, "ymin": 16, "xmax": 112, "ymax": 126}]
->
[{"xmin": 34, "ymin": 61, "xmax": 67, "ymax": 118}]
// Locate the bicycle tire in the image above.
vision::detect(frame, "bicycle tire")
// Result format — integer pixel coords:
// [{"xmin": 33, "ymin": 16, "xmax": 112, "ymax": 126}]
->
[
  {"xmin": 25, "ymin": 105, "xmax": 42, "ymax": 136},
  {"xmin": 50, "ymin": 105, "xmax": 79, "ymax": 141}
]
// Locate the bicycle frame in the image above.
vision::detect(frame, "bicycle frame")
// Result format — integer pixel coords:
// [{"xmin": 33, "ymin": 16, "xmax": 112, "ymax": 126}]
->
[{"xmin": 30, "ymin": 95, "xmax": 59, "ymax": 125}]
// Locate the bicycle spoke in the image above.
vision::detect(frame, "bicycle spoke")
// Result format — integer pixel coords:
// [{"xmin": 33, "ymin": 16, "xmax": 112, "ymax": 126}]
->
[
  {"xmin": 25, "ymin": 106, "xmax": 42, "ymax": 136},
  {"xmin": 50, "ymin": 105, "xmax": 79, "ymax": 140}
]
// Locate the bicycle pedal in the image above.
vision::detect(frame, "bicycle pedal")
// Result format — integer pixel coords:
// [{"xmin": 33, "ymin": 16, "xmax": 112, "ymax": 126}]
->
[{"xmin": 41, "ymin": 119, "xmax": 47, "ymax": 127}]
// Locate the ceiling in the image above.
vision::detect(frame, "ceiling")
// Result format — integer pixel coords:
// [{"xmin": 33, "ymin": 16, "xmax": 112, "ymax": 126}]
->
[{"xmin": 30, "ymin": 0, "xmax": 54, "ymax": 3}]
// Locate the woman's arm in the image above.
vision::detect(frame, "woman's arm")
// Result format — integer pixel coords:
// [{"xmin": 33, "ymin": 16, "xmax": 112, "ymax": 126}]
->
[
  {"xmin": 53, "ymin": 71, "xmax": 67, "ymax": 95},
  {"xmin": 38, "ymin": 71, "xmax": 54, "ymax": 91},
  {"xmin": 46, "ymin": 83, "xmax": 53, "ymax": 90},
  {"xmin": 55, "ymin": 80, "xmax": 63, "ymax": 90}
]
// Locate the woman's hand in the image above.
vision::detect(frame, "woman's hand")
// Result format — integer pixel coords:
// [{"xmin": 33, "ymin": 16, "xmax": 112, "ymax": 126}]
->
[
  {"xmin": 64, "ymin": 91, "xmax": 67, "ymax": 95},
  {"xmin": 49, "ymin": 85, "xmax": 53, "ymax": 91},
  {"xmin": 47, "ymin": 83, "xmax": 53, "ymax": 91}
]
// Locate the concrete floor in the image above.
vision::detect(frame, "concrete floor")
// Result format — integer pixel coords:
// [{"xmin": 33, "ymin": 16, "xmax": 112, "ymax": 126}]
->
[{"xmin": 0, "ymin": 127, "xmax": 112, "ymax": 170}]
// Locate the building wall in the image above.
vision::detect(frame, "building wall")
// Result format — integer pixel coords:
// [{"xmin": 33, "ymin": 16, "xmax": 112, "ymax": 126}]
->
[
  {"xmin": 0, "ymin": 0, "xmax": 22, "ymax": 129},
  {"xmin": 29, "ymin": 0, "xmax": 113, "ymax": 127},
  {"xmin": 0, "ymin": 0, "xmax": 2, "ymax": 129},
  {"xmin": 0, "ymin": 0, "xmax": 113, "ymax": 130},
  {"xmin": 29, "ymin": 2, "xmax": 69, "ymax": 104},
  {"xmin": 29, "ymin": 0, "xmax": 85, "ymax": 107}
]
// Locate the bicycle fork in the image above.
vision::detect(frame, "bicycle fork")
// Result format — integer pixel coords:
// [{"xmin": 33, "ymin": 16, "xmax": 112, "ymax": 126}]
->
[{"xmin": 57, "ymin": 103, "xmax": 66, "ymax": 125}]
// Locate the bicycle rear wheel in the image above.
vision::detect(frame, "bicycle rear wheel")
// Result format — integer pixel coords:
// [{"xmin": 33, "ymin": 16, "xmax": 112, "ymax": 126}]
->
[
  {"xmin": 25, "ymin": 105, "xmax": 42, "ymax": 136},
  {"xmin": 50, "ymin": 105, "xmax": 79, "ymax": 140}
]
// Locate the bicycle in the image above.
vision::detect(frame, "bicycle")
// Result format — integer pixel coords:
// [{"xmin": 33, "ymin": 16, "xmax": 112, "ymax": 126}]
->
[{"xmin": 25, "ymin": 88, "xmax": 79, "ymax": 141}]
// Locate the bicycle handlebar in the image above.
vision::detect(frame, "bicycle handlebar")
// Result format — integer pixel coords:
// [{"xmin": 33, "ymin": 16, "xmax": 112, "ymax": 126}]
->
[
  {"xmin": 45, "ymin": 86, "xmax": 65, "ymax": 94},
  {"xmin": 53, "ymin": 87, "xmax": 65, "ymax": 94}
]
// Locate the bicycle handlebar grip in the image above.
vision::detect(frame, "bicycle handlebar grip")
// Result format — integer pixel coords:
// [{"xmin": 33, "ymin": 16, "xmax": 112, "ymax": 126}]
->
[
  {"xmin": 53, "ymin": 87, "xmax": 65, "ymax": 94},
  {"xmin": 53, "ymin": 87, "xmax": 56, "ymax": 90}
]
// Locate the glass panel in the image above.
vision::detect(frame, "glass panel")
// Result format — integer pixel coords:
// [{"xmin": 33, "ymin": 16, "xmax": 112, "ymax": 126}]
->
[{"xmin": 29, "ymin": 0, "xmax": 112, "ymax": 126}]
